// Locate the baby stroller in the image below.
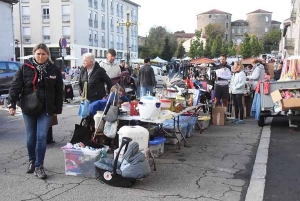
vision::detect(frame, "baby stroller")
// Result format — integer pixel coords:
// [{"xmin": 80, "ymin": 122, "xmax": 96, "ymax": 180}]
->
[{"xmin": 94, "ymin": 137, "xmax": 151, "ymax": 187}]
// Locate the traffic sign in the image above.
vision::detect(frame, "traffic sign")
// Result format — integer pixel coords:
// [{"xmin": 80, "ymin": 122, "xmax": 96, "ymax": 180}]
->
[{"xmin": 59, "ymin": 37, "xmax": 67, "ymax": 49}]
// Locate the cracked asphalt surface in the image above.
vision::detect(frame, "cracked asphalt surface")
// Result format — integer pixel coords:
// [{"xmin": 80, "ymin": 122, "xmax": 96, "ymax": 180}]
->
[{"xmin": 0, "ymin": 104, "xmax": 261, "ymax": 201}]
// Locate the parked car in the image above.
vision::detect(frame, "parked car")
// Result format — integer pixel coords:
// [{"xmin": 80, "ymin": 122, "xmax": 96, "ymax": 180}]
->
[
  {"xmin": 0, "ymin": 61, "xmax": 22, "ymax": 95},
  {"xmin": 151, "ymin": 65, "xmax": 168, "ymax": 86}
]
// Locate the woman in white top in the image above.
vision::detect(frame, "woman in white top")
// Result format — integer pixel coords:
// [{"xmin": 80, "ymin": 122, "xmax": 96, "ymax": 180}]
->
[{"xmin": 230, "ymin": 61, "xmax": 246, "ymax": 124}]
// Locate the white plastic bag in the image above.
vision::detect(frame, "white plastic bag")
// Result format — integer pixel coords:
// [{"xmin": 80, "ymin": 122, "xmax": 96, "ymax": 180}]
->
[{"xmin": 103, "ymin": 121, "xmax": 118, "ymax": 138}]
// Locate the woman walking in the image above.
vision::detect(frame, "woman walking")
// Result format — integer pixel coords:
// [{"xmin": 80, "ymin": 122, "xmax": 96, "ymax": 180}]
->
[
  {"xmin": 8, "ymin": 43, "xmax": 63, "ymax": 179},
  {"xmin": 230, "ymin": 61, "xmax": 246, "ymax": 124}
]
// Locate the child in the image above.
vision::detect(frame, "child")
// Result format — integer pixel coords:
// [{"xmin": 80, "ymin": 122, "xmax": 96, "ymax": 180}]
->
[{"xmin": 106, "ymin": 85, "xmax": 130, "ymax": 106}]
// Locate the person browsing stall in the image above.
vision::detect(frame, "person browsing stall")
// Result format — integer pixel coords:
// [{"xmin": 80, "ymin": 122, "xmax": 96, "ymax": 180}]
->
[
  {"xmin": 246, "ymin": 59, "xmax": 265, "ymax": 91},
  {"xmin": 138, "ymin": 58, "xmax": 156, "ymax": 96},
  {"xmin": 78, "ymin": 53, "xmax": 112, "ymax": 102},
  {"xmin": 214, "ymin": 54, "xmax": 232, "ymax": 107},
  {"xmin": 8, "ymin": 43, "xmax": 64, "ymax": 179},
  {"xmin": 100, "ymin": 48, "xmax": 121, "ymax": 78},
  {"xmin": 230, "ymin": 61, "xmax": 246, "ymax": 124}
]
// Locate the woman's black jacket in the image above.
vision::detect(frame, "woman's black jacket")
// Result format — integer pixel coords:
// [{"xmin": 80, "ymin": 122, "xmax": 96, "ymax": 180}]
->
[
  {"xmin": 8, "ymin": 62, "xmax": 64, "ymax": 115},
  {"xmin": 78, "ymin": 62, "xmax": 112, "ymax": 102}
]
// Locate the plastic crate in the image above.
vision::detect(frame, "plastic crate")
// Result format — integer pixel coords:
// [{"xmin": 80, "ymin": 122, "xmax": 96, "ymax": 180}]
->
[
  {"xmin": 62, "ymin": 148, "xmax": 102, "ymax": 178},
  {"xmin": 149, "ymin": 137, "xmax": 166, "ymax": 158}
]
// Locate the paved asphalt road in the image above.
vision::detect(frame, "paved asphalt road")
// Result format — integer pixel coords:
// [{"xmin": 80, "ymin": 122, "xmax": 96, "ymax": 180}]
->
[
  {"xmin": 264, "ymin": 116, "xmax": 300, "ymax": 201},
  {"xmin": 0, "ymin": 102, "xmax": 262, "ymax": 201}
]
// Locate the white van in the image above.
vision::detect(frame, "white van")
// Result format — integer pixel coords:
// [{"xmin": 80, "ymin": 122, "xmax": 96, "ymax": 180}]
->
[{"xmin": 151, "ymin": 65, "xmax": 168, "ymax": 86}]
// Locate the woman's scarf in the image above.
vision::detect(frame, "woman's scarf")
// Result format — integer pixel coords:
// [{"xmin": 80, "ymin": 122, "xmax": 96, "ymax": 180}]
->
[{"xmin": 28, "ymin": 58, "xmax": 52, "ymax": 83}]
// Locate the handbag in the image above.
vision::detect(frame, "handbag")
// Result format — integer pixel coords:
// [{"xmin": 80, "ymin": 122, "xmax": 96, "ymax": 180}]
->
[
  {"xmin": 78, "ymin": 82, "xmax": 90, "ymax": 119},
  {"xmin": 70, "ymin": 118, "xmax": 92, "ymax": 144},
  {"xmin": 21, "ymin": 91, "xmax": 43, "ymax": 115},
  {"xmin": 104, "ymin": 85, "xmax": 119, "ymax": 122},
  {"xmin": 103, "ymin": 121, "xmax": 118, "ymax": 138}
]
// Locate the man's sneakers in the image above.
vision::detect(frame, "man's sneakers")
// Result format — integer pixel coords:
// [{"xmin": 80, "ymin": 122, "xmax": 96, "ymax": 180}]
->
[
  {"xmin": 231, "ymin": 119, "xmax": 244, "ymax": 124},
  {"xmin": 34, "ymin": 165, "xmax": 47, "ymax": 179},
  {"xmin": 26, "ymin": 160, "xmax": 35, "ymax": 174}
]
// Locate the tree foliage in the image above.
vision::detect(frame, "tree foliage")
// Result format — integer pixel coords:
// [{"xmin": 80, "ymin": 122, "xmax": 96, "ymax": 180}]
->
[
  {"xmin": 189, "ymin": 30, "xmax": 203, "ymax": 59},
  {"xmin": 176, "ymin": 40, "xmax": 186, "ymax": 58},
  {"xmin": 204, "ymin": 23, "xmax": 225, "ymax": 40},
  {"xmin": 263, "ymin": 29, "xmax": 281, "ymax": 52},
  {"xmin": 144, "ymin": 26, "xmax": 177, "ymax": 58},
  {"xmin": 161, "ymin": 37, "xmax": 173, "ymax": 61},
  {"xmin": 211, "ymin": 36, "xmax": 222, "ymax": 58},
  {"xmin": 240, "ymin": 34, "xmax": 252, "ymax": 58},
  {"xmin": 249, "ymin": 35, "xmax": 264, "ymax": 57}
]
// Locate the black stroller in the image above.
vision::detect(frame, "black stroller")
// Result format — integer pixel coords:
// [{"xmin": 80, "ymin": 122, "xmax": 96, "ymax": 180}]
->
[{"xmin": 94, "ymin": 137, "xmax": 151, "ymax": 187}]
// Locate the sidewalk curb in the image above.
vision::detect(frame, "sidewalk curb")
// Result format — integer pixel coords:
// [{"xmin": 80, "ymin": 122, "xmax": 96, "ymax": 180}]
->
[{"xmin": 245, "ymin": 118, "xmax": 272, "ymax": 201}]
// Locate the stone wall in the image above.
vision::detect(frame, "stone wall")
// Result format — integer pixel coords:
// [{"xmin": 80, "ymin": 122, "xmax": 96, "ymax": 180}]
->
[
  {"xmin": 197, "ymin": 13, "xmax": 232, "ymax": 42},
  {"xmin": 247, "ymin": 13, "xmax": 272, "ymax": 39}
]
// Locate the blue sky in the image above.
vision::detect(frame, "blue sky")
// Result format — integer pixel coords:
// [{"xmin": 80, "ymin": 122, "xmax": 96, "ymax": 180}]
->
[{"xmin": 132, "ymin": 0, "xmax": 292, "ymax": 36}]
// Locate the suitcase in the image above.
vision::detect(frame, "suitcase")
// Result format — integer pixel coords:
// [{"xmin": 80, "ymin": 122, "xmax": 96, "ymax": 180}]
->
[{"xmin": 64, "ymin": 84, "xmax": 74, "ymax": 102}]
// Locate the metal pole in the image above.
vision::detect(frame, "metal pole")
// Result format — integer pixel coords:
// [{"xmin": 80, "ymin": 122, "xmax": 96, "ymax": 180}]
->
[
  {"xmin": 18, "ymin": 1, "xmax": 23, "ymax": 60},
  {"xmin": 126, "ymin": 11, "xmax": 130, "ymax": 65}
]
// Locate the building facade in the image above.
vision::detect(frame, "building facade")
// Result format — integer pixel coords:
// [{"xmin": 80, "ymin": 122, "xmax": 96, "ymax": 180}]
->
[
  {"xmin": 0, "ymin": 0, "xmax": 18, "ymax": 60},
  {"xmin": 279, "ymin": 0, "xmax": 300, "ymax": 58},
  {"xmin": 196, "ymin": 9, "xmax": 281, "ymax": 45},
  {"xmin": 13, "ymin": 0, "xmax": 139, "ymax": 67}
]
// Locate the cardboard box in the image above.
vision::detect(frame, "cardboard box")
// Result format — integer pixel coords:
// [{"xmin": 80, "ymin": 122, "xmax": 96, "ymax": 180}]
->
[
  {"xmin": 271, "ymin": 89, "xmax": 300, "ymax": 111},
  {"xmin": 212, "ymin": 107, "xmax": 226, "ymax": 126}
]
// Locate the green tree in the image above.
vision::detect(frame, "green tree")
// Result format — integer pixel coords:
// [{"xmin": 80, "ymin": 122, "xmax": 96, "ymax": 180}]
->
[
  {"xmin": 176, "ymin": 40, "xmax": 186, "ymax": 58},
  {"xmin": 211, "ymin": 36, "xmax": 222, "ymax": 57},
  {"xmin": 146, "ymin": 26, "xmax": 178, "ymax": 58},
  {"xmin": 249, "ymin": 35, "xmax": 264, "ymax": 57},
  {"xmin": 204, "ymin": 23, "xmax": 225, "ymax": 40},
  {"xmin": 228, "ymin": 41, "xmax": 237, "ymax": 56},
  {"xmin": 263, "ymin": 29, "xmax": 281, "ymax": 52},
  {"xmin": 161, "ymin": 37, "xmax": 173, "ymax": 61},
  {"xmin": 240, "ymin": 34, "xmax": 252, "ymax": 58},
  {"xmin": 204, "ymin": 38, "xmax": 213, "ymax": 58},
  {"xmin": 189, "ymin": 30, "xmax": 202, "ymax": 58}
]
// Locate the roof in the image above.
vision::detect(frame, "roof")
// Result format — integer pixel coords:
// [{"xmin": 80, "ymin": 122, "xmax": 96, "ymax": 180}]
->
[
  {"xmin": 0, "ymin": 0, "xmax": 19, "ymax": 4},
  {"xmin": 271, "ymin": 20, "xmax": 281, "ymax": 24},
  {"xmin": 123, "ymin": 0, "xmax": 140, "ymax": 7},
  {"xmin": 231, "ymin": 20, "xmax": 248, "ymax": 26},
  {"xmin": 174, "ymin": 33, "xmax": 195, "ymax": 38},
  {"xmin": 247, "ymin": 9, "xmax": 272, "ymax": 15},
  {"xmin": 198, "ymin": 9, "xmax": 232, "ymax": 15}
]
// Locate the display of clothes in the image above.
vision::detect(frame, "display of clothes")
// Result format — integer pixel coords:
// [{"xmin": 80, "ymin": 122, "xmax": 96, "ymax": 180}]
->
[{"xmin": 280, "ymin": 58, "xmax": 300, "ymax": 81}]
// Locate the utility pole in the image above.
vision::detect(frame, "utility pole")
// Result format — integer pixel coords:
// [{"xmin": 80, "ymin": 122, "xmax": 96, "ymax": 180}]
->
[{"xmin": 117, "ymin": 10, "xmax": 137, "ymax": 65}]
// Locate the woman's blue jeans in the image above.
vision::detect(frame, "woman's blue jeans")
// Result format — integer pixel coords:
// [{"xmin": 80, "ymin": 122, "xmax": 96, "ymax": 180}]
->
[{"xmin": 23, "ymin": 111, "xmax": 52, "ymax": 167}]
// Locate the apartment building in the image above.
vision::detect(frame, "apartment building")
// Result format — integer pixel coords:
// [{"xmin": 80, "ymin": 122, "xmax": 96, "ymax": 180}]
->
[
  {"xmin": 279, "ymin": 0, "xmax": 300, "ymax": 58},
  {"xmin": 0, "ymin": 0, "xmax": 18, "ymax": 60},
  {"xmin": 13, "ymin": 0, "xmax": 139, "ymax": 67}
]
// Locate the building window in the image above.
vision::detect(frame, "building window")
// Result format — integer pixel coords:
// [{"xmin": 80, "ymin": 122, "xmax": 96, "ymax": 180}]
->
[
  {"xmin": 266, "ymin": 16, "xmax": 269, "ymax": 22},
  {"xmin": 89, "ymin": 30, "xmax": 93, "ymax": 46},
  {"xmin": 110, "ymin": 17, "xmax": 114, "ymax": 32},
  {"xmin": 23, "ymin": 27, "xmax": 31, "ymax": 43},
  {"xmin": 22, "ymin": 6, "xmax": 30, "ymax": 23},
  {"xmin": 226, "ymin": 23, "xmax": 228, "ymax": 28},
  {"xmin": 227, "ymin": 15, "xmax": 228, "ymax": 19},
  {"xmin": 42, "ymin": 26, "xmax": 50, "ymax": 43},
  {"xmin": 244, "ymin": 29, "xmax": 247, "ymax": 33},
  {"xmin": 101, "ymin": 14, "xmax": 105, "ymax": 30},
  {"xmin": 89, "ymin": 10, "xmax": 93, "ymax": 27},
  {"xmin": 110, "ymin": 0, "xmax": 113, "ymax": 14},
  {"xmin": 120, "ymin": 4, "xmax": 123, "ymax": 17},
  {"xmin": 116, "ymin": 3, "xmax": 119, "ymax": 17},
  {"xmin": 265, "ymin": 27, "xmax": 268, "ymax": 32},
  {"xmin": 101, "ymin": 0, "xmax": 105, "ymax": 11},
  {"xmin": 120, "ymin": 36, "xmax": 123, "ymax": 50},
  {"xmin": 238, "ymin": 29, "xmax": 241, "ymax": 34},
  {"xmin": 62, "ymin": 26, "xmax": 70, "ymax": 43},
  {"xmin": 209, "ymin": 15, "xmax": 211, "ymax": 18},
  {"xmin": 225, "ymin": 34, "xmax": 228, "ymax": 41},
  {"xmin": 102, "ymin": 32, "xmax": 105, "ymax": 48},
  {"xmin": 94, "ymin": 31, "xmax": 98, "ymax": 46},
  {"xmin": 42, "ymin": 6, "xmax": 50, "ymax": 23},
  {"xmin": 110, "ymin": 34, "xmax": 114, "ymax": 48},
  {"xmin": 62, "ymin": 5, "xmax": 70, "ymax": 22},
  {"xmin": 232, "ymin": 29, "xmax": 235, "ymax": 34}
]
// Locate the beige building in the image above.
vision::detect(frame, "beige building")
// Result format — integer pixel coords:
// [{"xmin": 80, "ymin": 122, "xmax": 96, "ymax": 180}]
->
[
  {"xmin": 279, "ymin": 0, "xmax": 300, "ymax": 58},
  {"xmin": 196, "ymin": 9, "xmax": 281, "ymax": 45},
  {"xmin": 0, "ymin": 0, "xmax": 18, "ymax": 60},
  {"xmin": 13, "ymin": 0, "xmax": 139, "ymax": 67}
]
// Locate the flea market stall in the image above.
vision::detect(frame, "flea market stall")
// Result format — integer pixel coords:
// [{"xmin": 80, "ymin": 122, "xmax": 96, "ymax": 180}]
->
[{"xmin": 257, "ymin": 56, "xmax": 300, "ymax": 128}]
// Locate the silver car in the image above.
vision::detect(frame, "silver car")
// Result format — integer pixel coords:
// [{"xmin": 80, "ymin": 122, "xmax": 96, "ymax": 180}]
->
[{"xmin": 0, "ymin": 61, "xmax": 22, "ymax": 94}]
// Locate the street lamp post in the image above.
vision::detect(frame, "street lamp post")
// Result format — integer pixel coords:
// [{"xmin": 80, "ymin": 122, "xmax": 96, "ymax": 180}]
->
[{"xmin": 117, "ymin": 10, "xmax": 137, "ymax": 65}]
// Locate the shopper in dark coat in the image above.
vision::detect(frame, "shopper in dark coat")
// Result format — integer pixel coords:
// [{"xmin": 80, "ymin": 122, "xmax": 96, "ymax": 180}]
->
[
  {"xmin": 79, "ymin": 53, "xmax": 112, "ymax": 102},
  {"xmin": 8, "ymin": 43, "xmax": 64, "ymax": 179},
  {"xmin": 138, "ymin": 58, "xmax": 156, "ymax": 96}
]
